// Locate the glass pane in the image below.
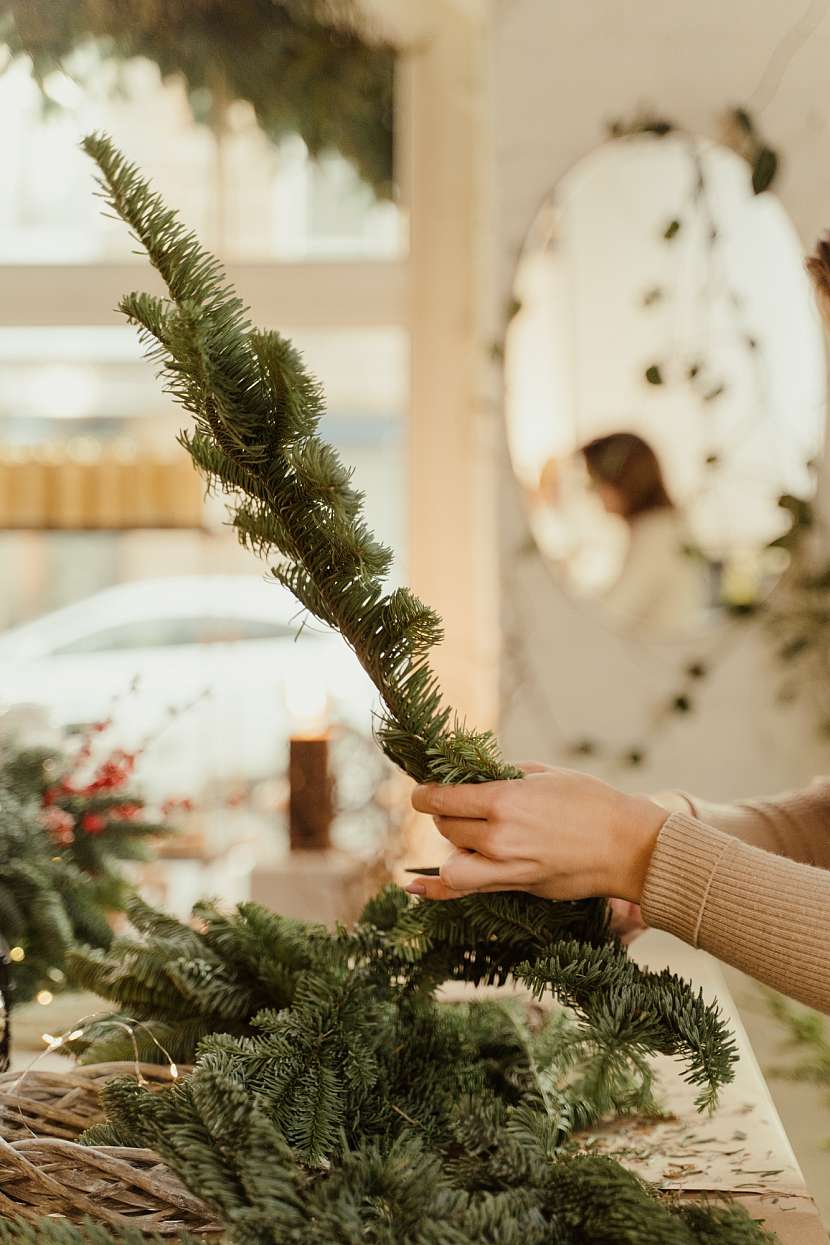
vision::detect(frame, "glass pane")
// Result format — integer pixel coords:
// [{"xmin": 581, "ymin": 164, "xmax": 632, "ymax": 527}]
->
[
  {"xmin": 0, "ymin": 324, "xmax": 408, "ymax": 626},
  {"xmin": 224, "ymin": 110, "xmax": 403, "ymax": 260},
  {"xmin": 0, "ymin": 59, "xmax": 217, "ymax": 263},
  {"xmin": 0, "ymin": 56, "xmax": 403, "ymax": 263}
]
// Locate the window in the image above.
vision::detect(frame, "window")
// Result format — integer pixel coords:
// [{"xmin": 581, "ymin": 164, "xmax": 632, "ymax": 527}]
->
[
  {"xmin": 0, "ymin": 53, "xmax": 408, "ymax": 630},
  {"xmin": 0, "ymin": 58, "xmax": 404, "ymax": 264}
]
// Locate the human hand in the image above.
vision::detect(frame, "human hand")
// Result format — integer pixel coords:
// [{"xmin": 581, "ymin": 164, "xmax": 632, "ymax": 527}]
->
[
  {"xmin": 405, "ymin": 763, "xmax": 667, "ymax": 904},
  {"xmin": 607, "ymin": 898, "xmax": 647, "ymax": 945}
]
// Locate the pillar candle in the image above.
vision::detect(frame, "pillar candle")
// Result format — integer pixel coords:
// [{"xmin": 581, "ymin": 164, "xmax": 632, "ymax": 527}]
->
[{"xmin": 289, "ymin": 734, "xmax": 333, "ymax": 851}]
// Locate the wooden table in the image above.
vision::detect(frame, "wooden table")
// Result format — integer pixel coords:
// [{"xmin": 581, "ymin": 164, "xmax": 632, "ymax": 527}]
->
[
  {"xmin": 608, "ymin": 931, "xmax": 828, "ymax": 1244},
  {"xmin": 443, "ymin": 929, "xmax": 827, "ymax": 1244}
]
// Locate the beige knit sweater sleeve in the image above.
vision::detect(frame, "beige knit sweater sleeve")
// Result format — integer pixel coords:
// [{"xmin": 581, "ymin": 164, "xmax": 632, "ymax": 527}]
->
[{"xmin": 640, "ymin": 780, "xmax": 830, "ymax": 1013}]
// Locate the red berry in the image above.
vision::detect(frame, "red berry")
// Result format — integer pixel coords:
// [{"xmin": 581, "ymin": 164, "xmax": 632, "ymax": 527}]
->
[
  {"xmin": 111, "ymin": 802, "xmax": 141, "ymax": 820},
  {"xmin": 41, "ymin": 806, "xmax": 75, "ymax": 844}
]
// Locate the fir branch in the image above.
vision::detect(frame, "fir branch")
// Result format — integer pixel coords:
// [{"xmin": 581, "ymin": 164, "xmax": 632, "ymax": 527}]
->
[
  {"xmin": 81, "ymin": 130, "xmax": 521, "ymax": 796},
  {"xmin": 0, "ymin": 1219, "xmax": 201, "ymax": 1245}
]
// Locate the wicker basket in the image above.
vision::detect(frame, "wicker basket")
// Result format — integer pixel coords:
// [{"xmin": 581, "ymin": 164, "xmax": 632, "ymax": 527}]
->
[
  {"xmin": 0, "ymin": 1063, "xmax": 219, "ymax": 1236},
  {"xmin": 0, "ymin": 1136, "xmax": 220, "ymax": 1235},
  {"xmin": 0, "ymin": 1062, "xmax": 184, "ymax": 1143}
]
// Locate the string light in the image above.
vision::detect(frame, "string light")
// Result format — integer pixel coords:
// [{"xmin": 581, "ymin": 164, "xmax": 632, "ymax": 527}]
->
[
  {"xmin": 8, "ymin": 947, "xmax": 25, "ymax": 962},
  {"xmin": 10, "ymin": 1007, "xmax": 184, "ymax": 1142},
  {"xmin": 36, "ymin": 990, "xmax": 53, "ymax": 1006},
  {"xmin": 41, "ymin": 1028, "xmax": 86, "ymax": 1050}
]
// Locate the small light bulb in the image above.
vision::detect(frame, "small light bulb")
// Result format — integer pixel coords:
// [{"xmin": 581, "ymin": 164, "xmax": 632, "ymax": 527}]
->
[
  {"xmin": 169, "ymin": 1063, "xmax": 179, "ymax": 1079},
  {"xmin": 36, "ymin": 990, "xmax": 53, "ymax": 1006},
  {"xmin": 67, "ymin": 1029, "xmax": 84, "ymax": 1041},
  {"xmin": 41, "ymin": 1033, "xmax": 57, "ymax": 1046},
  {"xmin": 9, "ymin": 946, "xmax": 25, "ymax": 962}
]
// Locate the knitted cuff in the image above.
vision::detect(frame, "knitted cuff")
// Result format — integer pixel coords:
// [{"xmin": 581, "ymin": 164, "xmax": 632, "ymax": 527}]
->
[{"xmin": 640, "ymin": 812, "xmax": 734, "ymax": 947}]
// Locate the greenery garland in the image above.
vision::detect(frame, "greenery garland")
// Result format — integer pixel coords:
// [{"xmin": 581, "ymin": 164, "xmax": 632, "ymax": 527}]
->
[
  {"xmin": 765, "ymin": 988, "xmax": 830, "ymax": 1144},
  {"xmin": 0, "ymin": 0, "xmax": 395, "ymax": 197}
]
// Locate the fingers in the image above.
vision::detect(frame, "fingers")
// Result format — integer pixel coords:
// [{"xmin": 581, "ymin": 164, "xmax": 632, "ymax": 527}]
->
[
  {"xmin": 432, "ymin": 815, "xmax": 491, "ymax": 850},
  {"xmin": 404, "ymin": 876, "xmax": 470, "ymax": 901},
  {"xmin": 412, "ymin": 780, "xmax": 511, "ymax": 820},
  {"xmin": 405, "ymin": 849, "xmax": 532, "ymax": 900}
]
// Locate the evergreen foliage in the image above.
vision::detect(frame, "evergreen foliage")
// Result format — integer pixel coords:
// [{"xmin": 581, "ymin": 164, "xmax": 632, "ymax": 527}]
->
[
  {"xmin": 55, "ymin": 135, "xmax": 771, "ymax": 1243},
  {"xmin": 81, "ymin": 1094, "xmax": 776, "ymax": 1244},
  {"xmin": 1, "ymin": 0, "xmax": 395, "ymax": 197},
  {"xmin": 80, "ymin": 130, "xmax": 517, "ymax": 794},
  {"xmin": 62, "ymin": 893, "xmax": 769, "ymax": 1245},
  {"xmin": 765, "ymin": 989, "xmax": 830, "ymax": 1136},
  {"xmin": 0, "ymin": 1220, "xmax": 199, "ymax": 1245},
  {"xmin": 68, "ymin": 890, "xmax": 735, "ymax": 1113},
  {"xmin": 0, "ymin": 731, "xmax": 168, "ymax": 1004},
  {"xmin": 77, "ymin": 135, "xmax": 738, "ymax": 1090}
]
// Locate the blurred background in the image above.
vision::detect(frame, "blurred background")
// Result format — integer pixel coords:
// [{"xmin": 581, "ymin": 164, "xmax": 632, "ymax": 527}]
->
[{"xmin": 3, "ymin": 0, "xmax": 830, "ymax": 1214}]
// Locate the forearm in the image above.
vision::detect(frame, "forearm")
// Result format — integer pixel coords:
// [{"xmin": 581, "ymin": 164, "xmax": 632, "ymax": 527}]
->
[
  {"xmin": 641, "ymin": 812, "xmax": 830, "ymax": 1013},
  {"xmin": 654, "ymin": 781, "xmax": 830, "ymax": 867}
]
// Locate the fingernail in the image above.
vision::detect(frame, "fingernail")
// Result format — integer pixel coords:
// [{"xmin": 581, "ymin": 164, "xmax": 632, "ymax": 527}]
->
[{"xmin": 405, "ymin": 882, "xmax": 426, "ymax": 895}]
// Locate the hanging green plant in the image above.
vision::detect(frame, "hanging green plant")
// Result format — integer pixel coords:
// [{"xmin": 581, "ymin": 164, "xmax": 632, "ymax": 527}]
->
[
  {"xmin": 608, "ymin": 106, "xmax": 779, "ymax": 198},
  {"xmin": 721, "ymin": 108, "xmax": 779, "ymax": 195},
  {"xmin": 0, "ymin": 0, "xmax": 396, "ymax": 198}
]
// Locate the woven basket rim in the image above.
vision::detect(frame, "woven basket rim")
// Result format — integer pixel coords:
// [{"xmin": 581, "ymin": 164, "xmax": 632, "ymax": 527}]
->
[{"xmin": 0, "ymin": 1061, "xmax": 219, "ymax": 1235}]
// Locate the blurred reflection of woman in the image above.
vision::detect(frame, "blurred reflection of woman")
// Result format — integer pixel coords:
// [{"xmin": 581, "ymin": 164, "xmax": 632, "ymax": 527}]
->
[{"xmin": 580, "ymin": 432, "xmax": 709, "ymax": 639}]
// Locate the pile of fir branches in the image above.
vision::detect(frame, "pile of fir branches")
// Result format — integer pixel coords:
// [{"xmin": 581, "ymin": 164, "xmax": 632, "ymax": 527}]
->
[
  {"xmin": 66, "ymin": 889, "xmax": 733, "ymax": 1109},
  {"xmin": 57, "ymin": 891, "xmax": 766, "ymax": 1245}
]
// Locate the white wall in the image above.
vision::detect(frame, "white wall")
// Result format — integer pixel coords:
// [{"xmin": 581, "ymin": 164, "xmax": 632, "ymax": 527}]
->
[{"xmin": 494, "ymin": 0, "xmax": 830, "ymax": 798}]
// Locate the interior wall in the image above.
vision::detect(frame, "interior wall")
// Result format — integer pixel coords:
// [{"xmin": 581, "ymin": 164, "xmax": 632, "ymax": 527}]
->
[{"xmin": 494, "ymin": 0, "xmax": 830, "ymax": 798}]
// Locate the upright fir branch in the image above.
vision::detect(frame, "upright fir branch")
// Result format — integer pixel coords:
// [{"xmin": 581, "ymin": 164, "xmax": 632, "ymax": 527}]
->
[
  {"xmin": 81, "ymin": 131, "xmax": 515, "ymax": 790},
  {"xmin": 78, "ymin": 133, "xmax": 738, "ymax": 1109}
]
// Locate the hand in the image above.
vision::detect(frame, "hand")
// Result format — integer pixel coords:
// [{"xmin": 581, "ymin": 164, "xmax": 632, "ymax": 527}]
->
[
  {"xmin": 406, "ymin": 763, "xmax": 668, "ymax": 903},
  {"xmin": 607, "ymin": 898, "xmax": 647, "ymax": 945}
]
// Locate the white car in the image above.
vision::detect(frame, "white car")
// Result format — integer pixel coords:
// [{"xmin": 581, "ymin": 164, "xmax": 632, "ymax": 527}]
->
[{"xmin": 0, "ymin": 575, "xmax": 378, "ymax": 802}]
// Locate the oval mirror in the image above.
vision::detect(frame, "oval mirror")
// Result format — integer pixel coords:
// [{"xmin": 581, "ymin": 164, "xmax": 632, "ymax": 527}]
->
[{"xmin": 505, "ymin": 133, "xmax": 825, "ymax": 641}]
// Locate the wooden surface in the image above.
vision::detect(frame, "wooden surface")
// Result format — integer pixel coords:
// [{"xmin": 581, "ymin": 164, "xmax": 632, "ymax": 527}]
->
[
  {"xmin": 614, "ymin": 931, "xmax": 828, "ymax": 1244},
  {"xmin": 443, "ymin": 929, "xmax": 827, "ymax": 1244}
]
